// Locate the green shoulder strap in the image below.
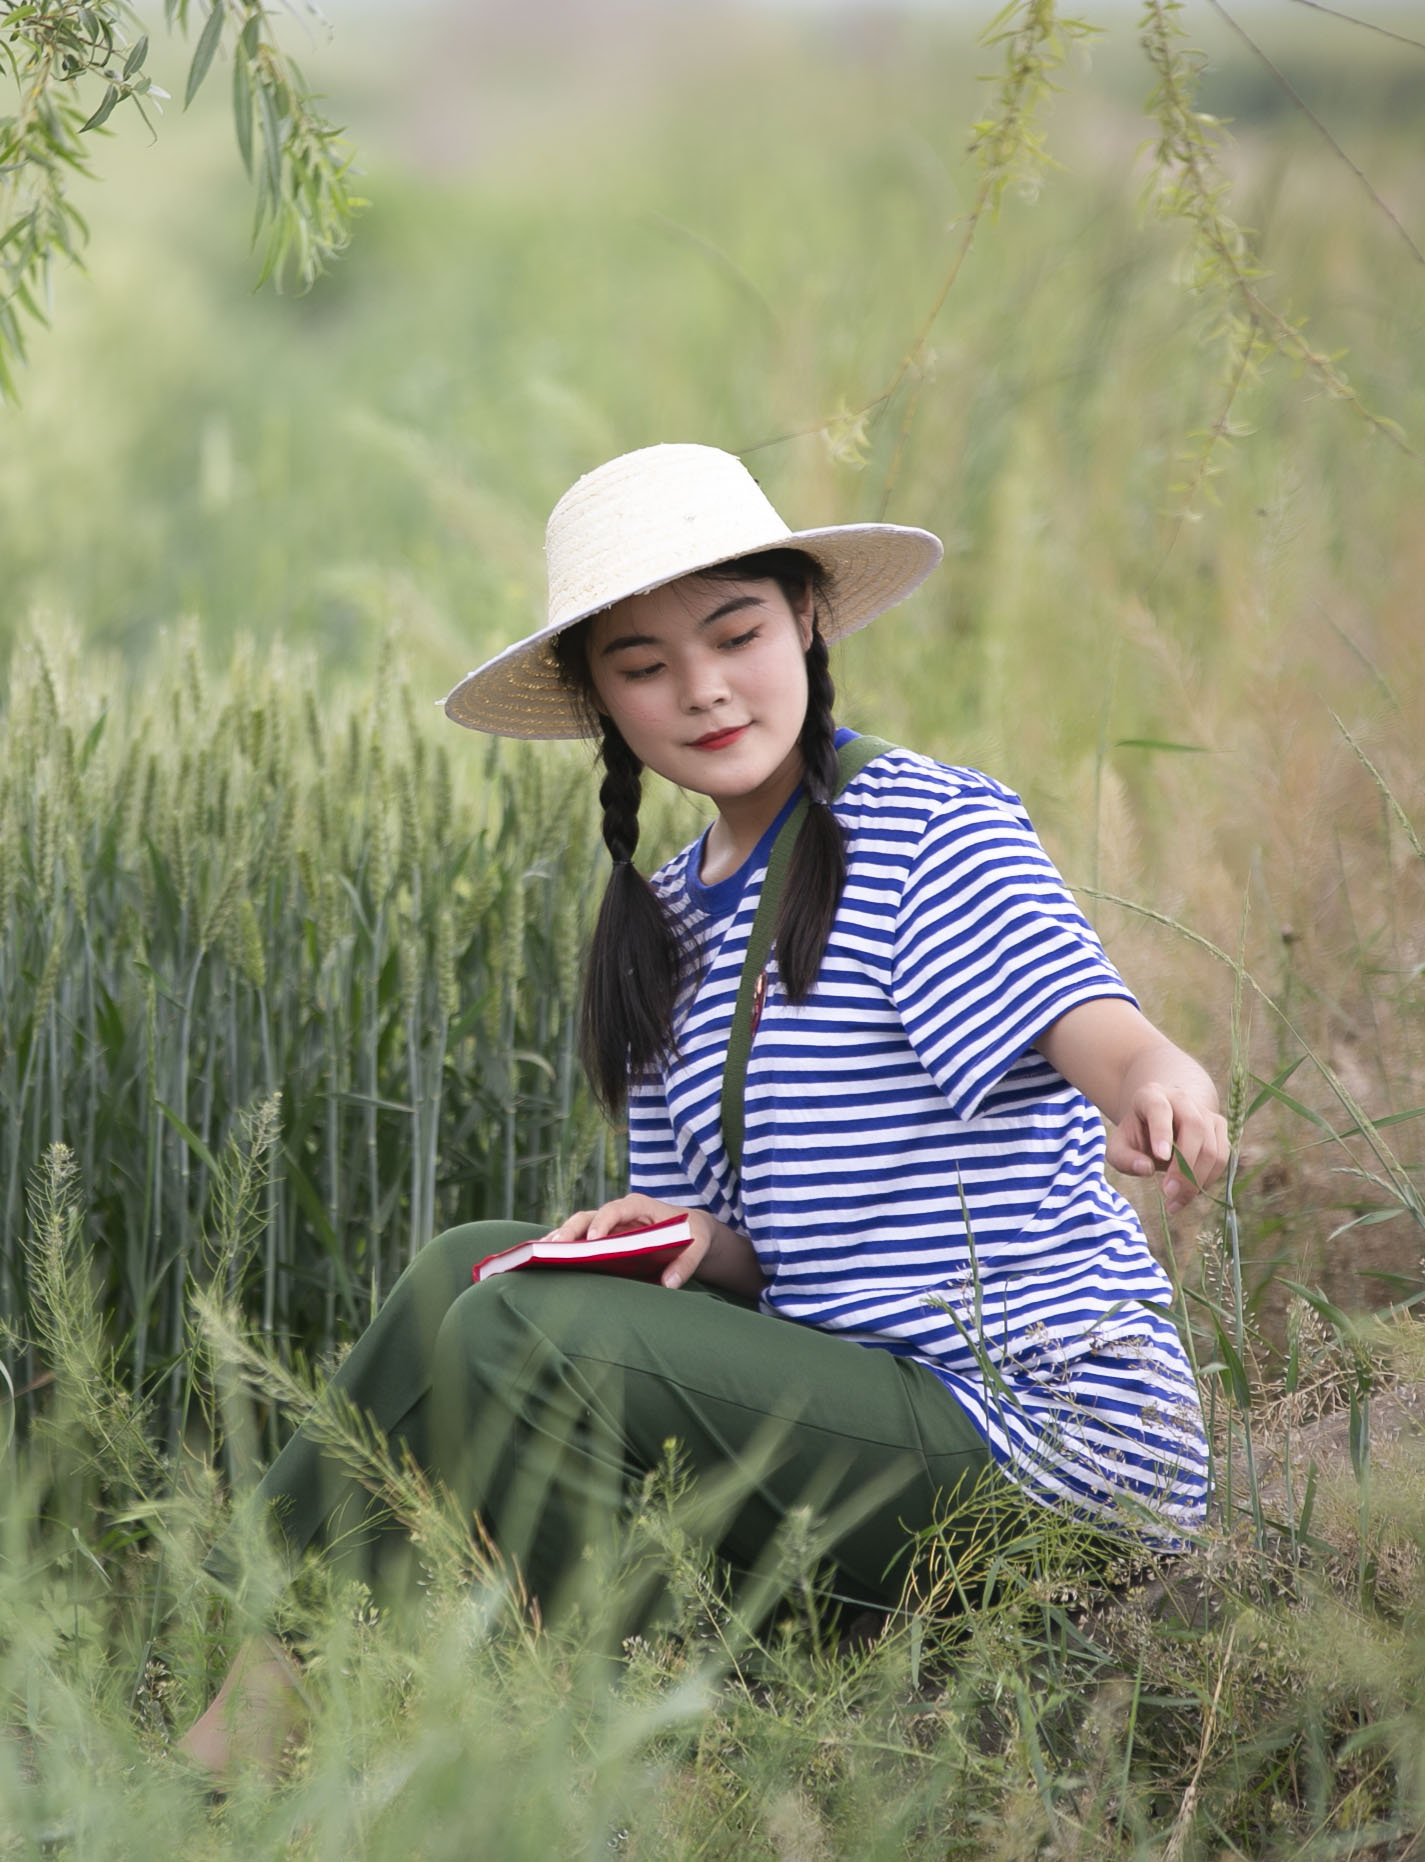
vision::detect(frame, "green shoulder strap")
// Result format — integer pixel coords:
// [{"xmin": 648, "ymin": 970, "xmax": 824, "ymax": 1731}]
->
[{"xmin": 720, "ymin": 735, "xmax": 895, "ymax": 1176}]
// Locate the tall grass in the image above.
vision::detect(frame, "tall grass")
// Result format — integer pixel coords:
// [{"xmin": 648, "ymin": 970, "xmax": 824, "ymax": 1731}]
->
[
  {"xmin": 3, "ymin": 589, "xmax": 1423, "ymax": 1856},
  {"xmin": 5, "ymin": 1095, "xmax": 1425, "ymax": 1857},
  {"xmin": 0, "ymin": 626, "xmax": 703, "ymax": 1441}
]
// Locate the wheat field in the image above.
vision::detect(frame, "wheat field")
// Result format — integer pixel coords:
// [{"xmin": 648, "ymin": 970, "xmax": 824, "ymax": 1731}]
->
[{"xmin": 4, "ymin": 1, "xmax": 1425, "ymax": 1852}]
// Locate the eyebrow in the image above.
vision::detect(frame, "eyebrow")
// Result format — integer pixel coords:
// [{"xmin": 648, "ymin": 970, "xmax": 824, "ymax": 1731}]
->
[{"xmin": 597, "ymin": 593, "xmax": 765, "ymax": 657}]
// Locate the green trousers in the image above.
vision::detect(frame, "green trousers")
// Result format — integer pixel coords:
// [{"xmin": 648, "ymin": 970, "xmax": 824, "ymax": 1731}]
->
[{"xmin": 210, "ymin": 1221, "xmax": 1001, "ymax": 1621}]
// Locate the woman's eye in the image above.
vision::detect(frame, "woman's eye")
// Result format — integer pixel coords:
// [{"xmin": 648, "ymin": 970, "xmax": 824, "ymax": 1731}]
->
[
  {"xmin": 720, "ymin": 627, "xmax": 761, "ymax": 651},
  {"xmin": 621, "ymin": 662, "xmax": 662, "ymax": 682}
]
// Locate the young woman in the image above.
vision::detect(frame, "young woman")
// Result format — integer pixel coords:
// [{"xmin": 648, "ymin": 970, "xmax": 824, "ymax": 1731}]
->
[{"xmin": 180, "ymin": 443, "xmax": 1227, "ymax": 1779}]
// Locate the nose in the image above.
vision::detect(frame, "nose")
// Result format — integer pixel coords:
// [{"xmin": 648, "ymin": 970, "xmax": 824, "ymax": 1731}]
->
[{"xmin": 676, "ymin": 647, "xmax": 730, "ymax": 714}]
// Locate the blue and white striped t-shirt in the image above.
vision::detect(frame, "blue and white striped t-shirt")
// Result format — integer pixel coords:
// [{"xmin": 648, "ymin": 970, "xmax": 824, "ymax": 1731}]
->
[{"xmin": 628, "ymin": 743, "xmax": 1209, "ymax": 1540}]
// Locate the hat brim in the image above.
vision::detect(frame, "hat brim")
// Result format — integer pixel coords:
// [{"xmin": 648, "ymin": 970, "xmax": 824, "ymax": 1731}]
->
[{"xmin": 441, "ymin": 521, "xmax": 943, "ymax": 740}]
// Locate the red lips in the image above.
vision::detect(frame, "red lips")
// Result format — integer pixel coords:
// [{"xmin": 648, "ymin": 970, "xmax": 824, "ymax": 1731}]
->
[{"xmin": 690, "ymin": 726, "xmax": 748, "ymax": 751}]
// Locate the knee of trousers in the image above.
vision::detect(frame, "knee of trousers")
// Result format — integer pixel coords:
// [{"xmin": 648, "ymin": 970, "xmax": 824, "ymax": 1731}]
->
[
  {"xmin": 408, "ymin": 1221, "xmax": 515, "ymax": 1284},
  {"xmin": 426, "ymin": 1273, "xmax": 628, "ymax": 1512},
  {"xmin": 430, "ymin": 1270, "xmax": 592, "ymax": 1400},
  {"xmin": 396, "ymin": 1220, "xmax": 540, "ymax": 1309},
  {"xmin": 426, "ymin": 1274, "xmax": 644, "ymax": 1485}
]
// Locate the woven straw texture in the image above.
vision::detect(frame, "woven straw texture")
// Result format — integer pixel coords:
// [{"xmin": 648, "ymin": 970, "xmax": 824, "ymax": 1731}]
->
[{"xmin": 442, "ymin": 444, "xmax": 943, "ymax": 740}]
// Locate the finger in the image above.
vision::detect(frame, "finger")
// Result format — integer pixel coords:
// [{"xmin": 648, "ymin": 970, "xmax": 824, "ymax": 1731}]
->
[
  {"xmin": 540, "ymin": 1209, "xmax": 594, "ymax": 1243},
  {"xmin": 1161, "ymin": 1161, "xmax": 1196, "ymax": 1214},
  {"xmin": 587, "ymin": 1195, "xmax": 659, "ymax": 1240},
  {"xmin": 1162, "ymin": 1098, "xmax": 1221, "ymax": 1193},
  {"xmin": 1196, "ymin": 1114, "xmax": 1231, "ymax": 1192},
  {"xmin": 1162, "ymin": 1134, "xmax": 1210, "ymax": 1213},
  {"xmin": 548, "ymin": 1198, "xmax": 646, "ymax": 1242},
  {"xmin": 1142, "ymin": 1090, "xmax": 1176, "ymax": 1168},
  {"xmin": 661, "ymin": 1234, "xmax": 709, "ymax": 1291},
  {"xmin": 1173, "ymin": 1114, "xmax": 1230, "ymax": 1203},
  {"xmin": 586, "ymin": 1203, "xmax": 634, "ymax": 1241},
  {"xmin": 1105, "ymin": 1124, "xmax": 1156, "ymax": 1178}
]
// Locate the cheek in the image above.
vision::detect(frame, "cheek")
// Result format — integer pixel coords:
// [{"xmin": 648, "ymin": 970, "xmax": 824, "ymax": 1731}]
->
[
  {"xmin": 591, "ymin": 684, "xmax": 671, "ymax": 755},
  {"xmin": 588, "ymin": 665, "xmax": 635, "ymax": 723},
  {"xmin": 763, "ymin": 640, "xmax": 810, "ymax": 722},
  {"xmin": 599, "ymin": 687, "xmax": 663, "ymax": 732}
]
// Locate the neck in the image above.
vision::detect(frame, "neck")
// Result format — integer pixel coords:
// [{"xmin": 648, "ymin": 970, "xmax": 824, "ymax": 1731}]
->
[{"xmin": 699, "ymin": 746, "xmax": 805, "ymax": 885}]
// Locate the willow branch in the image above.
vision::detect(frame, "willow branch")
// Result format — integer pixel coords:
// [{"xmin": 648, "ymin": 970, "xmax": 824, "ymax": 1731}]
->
[{"xmin": 1209, "ymin": 0, "xmax": 1425, "ymax": 270}]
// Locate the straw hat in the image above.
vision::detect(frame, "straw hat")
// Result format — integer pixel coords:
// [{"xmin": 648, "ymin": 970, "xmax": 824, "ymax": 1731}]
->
[{"xmin": 441, "ymin": 442, "xmax": 943, "ymax": 740}]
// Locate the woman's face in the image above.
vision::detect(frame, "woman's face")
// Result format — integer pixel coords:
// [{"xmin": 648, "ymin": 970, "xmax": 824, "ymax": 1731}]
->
[{"xmin": 586, "ymin": 571, "xmax": 814, "ymax": 809}]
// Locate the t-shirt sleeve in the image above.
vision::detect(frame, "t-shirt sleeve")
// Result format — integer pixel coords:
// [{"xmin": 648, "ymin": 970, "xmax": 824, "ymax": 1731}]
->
[{"xmin": 890, "ymin": 783, "xmax": 1135, "ymax": 1119}]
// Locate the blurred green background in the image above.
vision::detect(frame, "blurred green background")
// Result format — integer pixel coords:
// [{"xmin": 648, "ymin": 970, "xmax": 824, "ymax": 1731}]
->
[{"xmin": 5, "ymin": 0, "xmax": 1421, "ymax": 686}]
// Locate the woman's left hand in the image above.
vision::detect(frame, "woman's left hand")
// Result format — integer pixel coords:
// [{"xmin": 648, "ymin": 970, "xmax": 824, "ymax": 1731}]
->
[
  {"xmin": 1104, "ymin": 1081, "xmax": 1230, "ymax": 1215},
  {"xmin": 1036, "ymin": 998, "xmax": 1230, "ymax": 1215},
  {"xmin": 541, "ymin": 1194, "xmax": 765, "ymax": 1296}
]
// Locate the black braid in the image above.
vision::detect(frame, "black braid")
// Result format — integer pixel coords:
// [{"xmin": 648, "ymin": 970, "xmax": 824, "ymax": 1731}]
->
[
  {"xmin": 798, "ymin": 628, "xmax": 840, "ymax": 807},
  {"xmin": 597, "ymin": 715, "xmax": 643, "ymax": 866},
  {"xmin": 579, "ymin": 714, "xmax": 685, "ymax": 1114},
  {"xmin": 774, "ymin": 625, "xmax": 847, "ymax": 1001}
]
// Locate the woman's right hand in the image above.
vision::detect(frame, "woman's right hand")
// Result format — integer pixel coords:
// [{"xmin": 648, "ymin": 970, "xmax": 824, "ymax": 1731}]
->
[{"xmin": 542, "ymin": 1194, "xmax": 765, "ymax": 1298}]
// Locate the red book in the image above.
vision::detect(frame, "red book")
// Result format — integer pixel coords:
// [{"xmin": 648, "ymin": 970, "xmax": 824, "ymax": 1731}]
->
[{"xmin": 472, "ymin": 1213, "xmax": 695, "ymax": 1284}]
